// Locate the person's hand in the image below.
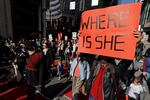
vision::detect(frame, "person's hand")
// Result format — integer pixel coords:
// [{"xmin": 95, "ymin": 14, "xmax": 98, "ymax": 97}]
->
[
  {"xmin": 143, "ymin": 72, "xmax": 147, "ymax": 76},
  {"xmin": 133, "ymin": 31, "xmax": 142, "ymax": 42},
  {"xmin": 78, "ymin": 31, "xmax": 82, "ymax": 37},
  {"xmin": 67, "ymin": 75, "xmax": 72, "ymax": 81},
  {"xmin": 142, "ymin": 72, "xmax": 148, "ymax": 79},
  {"xmin": 82, "ymin": 92, "xmax": 88, "ymax": 96}
]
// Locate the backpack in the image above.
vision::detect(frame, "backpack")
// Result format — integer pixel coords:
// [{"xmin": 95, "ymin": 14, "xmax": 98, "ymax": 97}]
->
[
  {"xmin": 136, "ymin": 43, "xmax": 144, "ymax": 55},
  {"xmin": 146, "ymin": 58, "xmax": 150, "ymax": 74},
  {"xmin": 145, "ymin": 48, "xmax": 150, "ymax": 57},
  {"xmin": 16, "ymin": 52, "xmax": 27, "ymax": 65},
  {"xmin": 145, "ymin": 48, "xmax": 150, "ymax": 74}
]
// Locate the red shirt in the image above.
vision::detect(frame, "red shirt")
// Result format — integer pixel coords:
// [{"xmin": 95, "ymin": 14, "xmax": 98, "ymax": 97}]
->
[
  {"xmin": 26, "ymin": 52, "xmax": 43, "ymax": 71},
  {"xmin": 74, "ymin": 63, "xmax": 80, "ymax": 77}
]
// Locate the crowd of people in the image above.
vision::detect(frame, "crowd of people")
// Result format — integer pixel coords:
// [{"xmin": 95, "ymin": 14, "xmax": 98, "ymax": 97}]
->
[
  {"xmin": 0, "ymin": 36, "xmax": 79, "ymax": 99},
  {"xmin": 69, "ymin": 31, "xmax": 150, "ymax": 100},
  {"xmin": 0, "ymin": 30, "xmax": 150, "ymax": 100}
]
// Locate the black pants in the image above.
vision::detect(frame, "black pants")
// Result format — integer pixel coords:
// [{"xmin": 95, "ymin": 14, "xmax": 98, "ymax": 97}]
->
[
  {"xmin": 39, "ymin": 63, "xmax": 46, "ymax": 94},
  {"xmin": 59, "ymin": 50, "xmax": 64, "ymax": 62},
  {"xmin": 26, "ymin": 69, "xmax": 38, "ymax": 100},
  {"xmin": 18, "ymin": 64, "xmax": 25, "ymax": 78},
  {"xmin": 26, "ymin": 69, "xmax": 38, "ymax": 85},
  {"xmin": 147, "ymin": 78, "xmax": 150, "ymax": 93},
  {"xmin": 27, "ymin": 85, "xmax": 36, "ymax": 100}
]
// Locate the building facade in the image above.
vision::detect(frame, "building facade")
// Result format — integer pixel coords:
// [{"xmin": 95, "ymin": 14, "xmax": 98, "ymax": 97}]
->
[
  {"xmin": 0, "ymin": 0, "xmax": 41, "ymax": 40},
  {"xmin": 46, "ymin": 0, "xmax": 77, "ymax": 38},
  {"xmin": 140, "ymin": 0, "xmax": 150, "ymax": 33},
  {"xmin": 0, "ymin": 0, "xmax": 13, "ymax": 39},
  {"xmin": 0, "ymin": 0, "xmax": 149, "ymax": 40},
  {"xmin": 11, "ymin": 0, "xmax": 41, "ymax": 40}
]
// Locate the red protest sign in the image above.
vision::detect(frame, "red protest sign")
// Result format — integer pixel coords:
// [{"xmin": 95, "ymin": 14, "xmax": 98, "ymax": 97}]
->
[
  {"xmin": 58, "ymin": 32, "xmax": 62, "ymax": 40},
  {"xmin": 78, "ymin": 3, "xmax": 142, "ymax": 60}
]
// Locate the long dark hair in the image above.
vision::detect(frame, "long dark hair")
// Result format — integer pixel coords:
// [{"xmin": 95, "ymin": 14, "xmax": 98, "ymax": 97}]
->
[
  {"xmin": 145, "ymin": 48, "xmax": 150, "ymax": 57},
  {"xmin": 96, "ymin": 55, "xmax": 116, "ymax": 65}
]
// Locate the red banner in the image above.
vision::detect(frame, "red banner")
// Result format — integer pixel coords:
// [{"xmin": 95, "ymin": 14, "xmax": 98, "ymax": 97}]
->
[
  {"xmin": 78, "ymin": 3, "xmax": 142, "ymax": 60},
  {"xmin": 58, "ymin": 32, "xmax": 62, "ymax": 40}
]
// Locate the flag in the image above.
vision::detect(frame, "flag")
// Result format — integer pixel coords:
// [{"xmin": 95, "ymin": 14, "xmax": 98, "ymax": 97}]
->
[{"xmin": 46, "ymin": 0, "xmax": 62, "ymax": 20}]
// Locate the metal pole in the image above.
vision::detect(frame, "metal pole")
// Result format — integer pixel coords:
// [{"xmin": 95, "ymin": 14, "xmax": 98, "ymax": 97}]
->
[{"xmin": 42, "ymin": 0, "xmax": 47, "ymax": 38}]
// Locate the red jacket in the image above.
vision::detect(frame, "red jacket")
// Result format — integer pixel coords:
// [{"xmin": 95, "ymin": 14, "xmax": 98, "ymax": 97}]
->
[{"xmin": 26, "ymin": 52, "xmax": 43, "ymax": 71}]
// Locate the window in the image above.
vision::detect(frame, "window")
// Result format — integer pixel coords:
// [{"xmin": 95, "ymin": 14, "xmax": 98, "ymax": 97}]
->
[
  {"xmin": 91, "ymin": 0, "xmax": 99, "ymax": 6},
  {"xmin": 79, "ymin": 0, "xmax": 85, "ymax": 11},
  {"xmin": 70, "ymin": 1, "xmax": 75, "ymax": 10}
]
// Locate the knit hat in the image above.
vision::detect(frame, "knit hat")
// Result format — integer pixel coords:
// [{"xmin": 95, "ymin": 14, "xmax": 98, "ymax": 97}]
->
[{"xmin": 26, "ymin": 42, "xmax": 36, "ymax": 51}]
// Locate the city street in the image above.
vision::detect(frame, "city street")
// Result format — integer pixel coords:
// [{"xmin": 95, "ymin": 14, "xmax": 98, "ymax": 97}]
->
[
  {"xmin": 0, "ymin": 73, "xmax": 71, "ymax": 100},
  {"xmin": 0, "ymin": 0, "xmax": 150, "ymax": 100}
]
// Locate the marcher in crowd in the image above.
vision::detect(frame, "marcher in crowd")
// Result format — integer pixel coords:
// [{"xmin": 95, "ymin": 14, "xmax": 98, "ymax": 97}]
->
[
  {"xmin": 25, "ymin": 42, "xmax": 44, "ymax": 100},
  {"xmin": 59, "ymin": 40, "xmax": 65, "ymax": 63},
  {"xmin": 86, "ymin": 56, "xmax": 116, "ymax": 100},
  {"xmin": 143, "ymin": 48, "xmax": 150, "ymax": 92},
  {"xmin": 70, "ymin": 48, "xmax": 90, "ymax": 100},
  {"xmin": 42, "ymin": 42, "xmax": 53, "ymax": 80},
  {"xmin": 64, "ymin": 41, "xmax": 72, "ymax": 67},
  {"xmin": 126, "ymin": 71, "xmax": 144, "ymax": 100},
  {"xmin": 57, "ymin": 60, "xmax": 64, "ymax": 80}
]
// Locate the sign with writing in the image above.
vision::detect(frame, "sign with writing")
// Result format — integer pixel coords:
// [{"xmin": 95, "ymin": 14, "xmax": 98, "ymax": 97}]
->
[
  {"xmin": 65, "ymin": 36, "xmax": 68, "ymax": 41},
  {"xmin": 70, "ymin": 1, "xmax": 75, "ymax": 10},
  {"xmin": 58, "ymin": 32, "xmax": 62, "ymax": 40},
  {"xmin": 78, "ymin": 3, "xmax": 142, "ymax": 60},
  {"xmin": 48, "ymin": 34, "xmax": 53, "ymax": 41},
  {"xmin": 72, "ymin": 32, "xmax": 77, "ymax": 39}
]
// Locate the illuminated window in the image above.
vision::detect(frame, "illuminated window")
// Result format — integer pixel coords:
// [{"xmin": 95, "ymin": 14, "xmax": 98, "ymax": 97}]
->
[
  {"xmin": 70, "ymin": 1, "xmax": 75, "ymax": 10},
  {"xmin": 91, "ymin": 0, "xmax": 99, "ymax": 6}
]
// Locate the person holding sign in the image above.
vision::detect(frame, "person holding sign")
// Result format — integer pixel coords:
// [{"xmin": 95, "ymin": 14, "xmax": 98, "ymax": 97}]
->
[
  {"xmin": 82, "ymin": 30, "xmax": 142, "ymax": 100},
  {"xmin": 84, "ymin": 56, "xmax": 116, "ymax": 100},
  {"xmin": 76, "ymin": 2, "xmax": 142, "ymax": 100},
  {"xmin": 69, "ymin": 48, "xmax": 90, "ymax": 100}
]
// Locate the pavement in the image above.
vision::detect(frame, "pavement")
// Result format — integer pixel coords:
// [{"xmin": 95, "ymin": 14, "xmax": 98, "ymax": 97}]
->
[
  {"xmin": 0, "ymin": 57, "xmax": 71, "ymax": 100},
  {"xmin": 0, "ymin": 73, "xmax": 71, "ymax": 100},
  {"xmin": 44, "ymin": 74, "xmax": 71, "ymax": 100}
]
